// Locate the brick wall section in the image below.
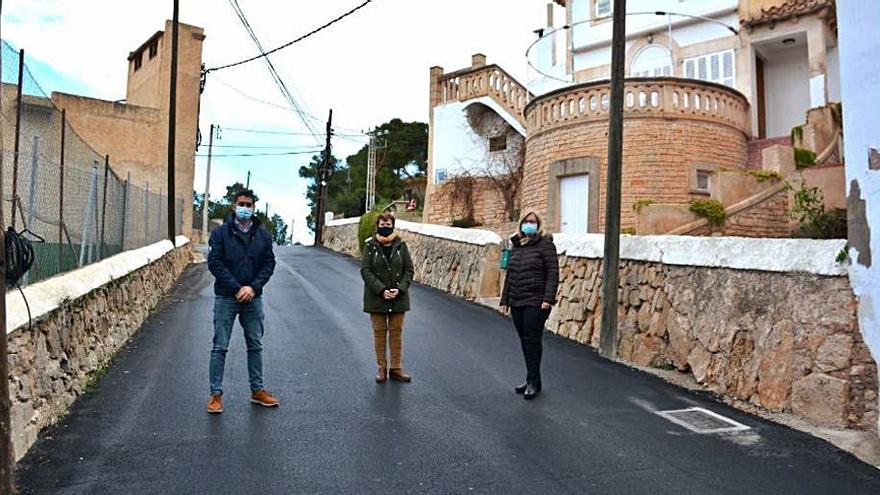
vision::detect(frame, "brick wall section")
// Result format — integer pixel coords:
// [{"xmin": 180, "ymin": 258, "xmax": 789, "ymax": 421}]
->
[
  {"xmin": 549, "ymin": 256, "xmax": 878, "ymax": 431},
  {"xmin": 427, "ymin": 177, "xmax": 513, "ymax": 226},
  {"xmin": 746, "ymin": 136, "xmax": 792, "ymax": 169},
  {"xmin": 523, "ymin": 118, "xmax": 748, "ymax": 231},
  {"xmin": 688, "ymin": 187, "xmax": 792, "ymax": 237},
  {"xmin": 7, "ymin": 243, "xmax": 192, "ymax": 461}
]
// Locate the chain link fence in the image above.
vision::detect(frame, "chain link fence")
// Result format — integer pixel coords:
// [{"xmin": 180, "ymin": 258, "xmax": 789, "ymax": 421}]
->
[{"xmin": 1, "ymin": 41, "xmax": 183, "ymax": 286}]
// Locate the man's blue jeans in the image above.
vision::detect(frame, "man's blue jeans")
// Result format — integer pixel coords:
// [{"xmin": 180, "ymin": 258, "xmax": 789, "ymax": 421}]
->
[{"xmin": 209, "ymin": 295, "xmax": 265, "ymax": 396}]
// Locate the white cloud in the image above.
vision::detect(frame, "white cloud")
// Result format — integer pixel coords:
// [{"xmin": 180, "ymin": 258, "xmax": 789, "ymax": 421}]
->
[{"xmin": 5, "ymin": 0, "xmax": 547, "ymax": 243}]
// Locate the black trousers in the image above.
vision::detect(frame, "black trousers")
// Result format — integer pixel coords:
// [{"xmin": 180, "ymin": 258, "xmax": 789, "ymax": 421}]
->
[{"xmin": 511, "ymin": 306, "xmax": 550, "ymax": 383}]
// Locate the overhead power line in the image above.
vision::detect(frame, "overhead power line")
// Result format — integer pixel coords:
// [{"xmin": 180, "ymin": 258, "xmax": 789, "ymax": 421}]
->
[
  {"xmin": 206, "ymin": 0, "xmax": 374, "ymax": 73},
  {"xmin": 195, "ymin": 149, "xmax": 323, "ymax": 158},
  {"xmin": 211, "ymin": 76, "xmax": 368, "ymax": 137},
  {"xmin": 211, "ymin": 144, "xmax": 323, "ymax": 149},
  {"xmin": 227, "ymin": 0, "xmax": 323, "ymax": 144},
  {"xmin": 224, "ymin": 126, "xmax": 364, "ymax": 137}
]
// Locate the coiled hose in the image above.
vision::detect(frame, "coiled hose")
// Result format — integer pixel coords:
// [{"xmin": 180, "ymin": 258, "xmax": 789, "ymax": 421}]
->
[{"xmin": 6, "ymin": 227, "xmax": 37, "ymax": 330}]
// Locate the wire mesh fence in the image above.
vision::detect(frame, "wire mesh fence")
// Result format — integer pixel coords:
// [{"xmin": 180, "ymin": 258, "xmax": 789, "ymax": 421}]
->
[{"xmin": 1, "ymin": 41, "xmax": 183, "ymax": 287}]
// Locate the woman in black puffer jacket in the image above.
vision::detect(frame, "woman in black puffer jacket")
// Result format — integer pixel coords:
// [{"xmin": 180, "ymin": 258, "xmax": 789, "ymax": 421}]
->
[{"xmin": 500, "ymin": 211, "xmax": 559, "ymax": 400}]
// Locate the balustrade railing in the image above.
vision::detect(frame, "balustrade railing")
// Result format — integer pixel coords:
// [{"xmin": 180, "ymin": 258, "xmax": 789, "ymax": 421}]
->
[
  {"xmin": 440, "ymin": 65, "xmax": 531, "ymax": 126},
  {"xmin": 524, "ymin": 77, "xmax": 750, "ymax": 136}
]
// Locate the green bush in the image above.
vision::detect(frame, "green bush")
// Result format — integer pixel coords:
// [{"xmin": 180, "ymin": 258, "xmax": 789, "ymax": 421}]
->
[
  {"xmin": 689, "ymin": 199, "xmax": 726, "ymax": 227},
  {"xmin": 787, "ymin": 182, "xmax": 847, "ymax": 239},
  {"xmin": 358, "ymin": 210, "xmax": 382, "ymax": 253},
  {"xmin": 794, "ymin": 148, "xmax": 817, "ymax": 170}
]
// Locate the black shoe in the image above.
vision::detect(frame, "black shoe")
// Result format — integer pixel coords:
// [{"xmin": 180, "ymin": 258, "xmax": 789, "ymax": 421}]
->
[
  {"xmin": 523, "ymin": 382, "xmax": 541, "ymax": 400},
  {"xmin": 514, "ymin": 382, "xmax": 528, "ymax": 394}
]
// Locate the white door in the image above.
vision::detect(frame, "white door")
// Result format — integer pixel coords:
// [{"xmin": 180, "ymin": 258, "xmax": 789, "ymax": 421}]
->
[{"xmin": 560, "ymin": 174, "xmax": 588, "ymax": 234}]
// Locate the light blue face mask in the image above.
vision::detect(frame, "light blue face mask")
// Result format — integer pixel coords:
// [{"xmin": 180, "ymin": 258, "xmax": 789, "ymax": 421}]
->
[
  {"xmin": 521, "ymin": 222, "xmax": 538, "ymax": 235},
  {"xmin": 235, "ymin": 206, "xmax": 254, "ymax": 221}
]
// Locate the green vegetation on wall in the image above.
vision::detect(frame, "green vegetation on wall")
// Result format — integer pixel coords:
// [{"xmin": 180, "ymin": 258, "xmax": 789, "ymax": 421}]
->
[
  {"xmin": 632, "ymin": 199, "xmax": 655, "ymax": 213},
  {"xmin": 794, "ymin": 148, "xmax": 817, "ymax": 170},
  {"xmin": 688, "ymin": 199, "xmax": 726, "ymax": 227}
]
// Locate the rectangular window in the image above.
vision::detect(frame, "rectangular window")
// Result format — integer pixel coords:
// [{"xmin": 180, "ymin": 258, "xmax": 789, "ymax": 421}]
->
[
  {"xmin": 436, "ymin": 168, "xmax": 447, "ymax": 183},
  {"xmin": 489, "ymin": 135, "xmax": 507, "ymax": 152},
  {"xmin": 696, "ymin": 171, "xmax": 711, "ymax": 191},
  {"xmin": 685, "ymin": 50, "xmax": 736, "ymax": 88},
  {"xmin": 149, "ymin": 39, "xmax": 159, "ymax": 59},
  {"xmin": 133, "ymin": 52, "xmax": 143, "ymax": 71},
  {"xmin": 595, "ymin": 0, "xmax": 612, "ymax": 18}
]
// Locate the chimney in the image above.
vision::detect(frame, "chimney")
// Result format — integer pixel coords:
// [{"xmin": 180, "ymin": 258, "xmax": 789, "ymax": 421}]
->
[{"xmin": 472, "ymin": 54, "xmax": 487, "ymax": 68}]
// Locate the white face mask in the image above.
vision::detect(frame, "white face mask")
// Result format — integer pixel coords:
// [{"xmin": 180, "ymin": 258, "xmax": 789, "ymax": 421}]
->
[
  {"xmin": 235, "ymin": 206, "xmax": 254, "ymax": 221},
  {"xmin": 521, "ymin": 222, "xmax": 538, "ymax": 235}
]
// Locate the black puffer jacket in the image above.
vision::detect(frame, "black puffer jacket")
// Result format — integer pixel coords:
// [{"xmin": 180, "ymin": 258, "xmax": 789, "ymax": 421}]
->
[{"xmin": 501, "ymin": 234, "xmax": 560, "ymax": 308}]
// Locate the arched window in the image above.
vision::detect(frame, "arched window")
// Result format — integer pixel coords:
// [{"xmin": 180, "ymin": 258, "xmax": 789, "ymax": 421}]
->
[{"xmin": 631, "ymin": 45, "xmax": 673, "ymax": 77}]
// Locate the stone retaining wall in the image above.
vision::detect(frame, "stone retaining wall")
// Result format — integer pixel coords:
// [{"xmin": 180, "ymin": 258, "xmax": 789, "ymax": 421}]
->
[
  {"xmin": 325, "ymin": 218, "xmax": 503, "ymax": 300},
  {"xmin": 6, "ymin": 238, "xmax": 192, "ymax": 460},
  {"xmin": 550, "ymin": 235, "xmax": 877, "ymax": 432},
  {"xmin": 322, "ymin": 218, "xmax": 359, "ymax": 257},
  {"xmin": 323, "ymin": 220, "xmax": 879, "ymax": 432}
]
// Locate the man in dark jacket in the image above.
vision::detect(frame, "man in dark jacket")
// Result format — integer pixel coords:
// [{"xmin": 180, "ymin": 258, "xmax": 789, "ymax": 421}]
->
[{"xmin": 206, "ymin": 189, "xmax": 277, "ymax": 414}]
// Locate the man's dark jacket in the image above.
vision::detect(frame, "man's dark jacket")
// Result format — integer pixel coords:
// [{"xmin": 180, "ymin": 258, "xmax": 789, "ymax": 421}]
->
[
  {"xmin": 208, "ymin": 215, "xmax": 276, "ymax": 297},
  {"xmin": 501, "ymin": 233, "xmax": 559, "ymax": 308}
]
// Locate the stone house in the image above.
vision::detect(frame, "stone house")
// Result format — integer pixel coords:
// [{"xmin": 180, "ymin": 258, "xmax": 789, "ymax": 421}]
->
[{"xmin": 424, "ymin": 0, "xmax": 844, "ymax": 237}]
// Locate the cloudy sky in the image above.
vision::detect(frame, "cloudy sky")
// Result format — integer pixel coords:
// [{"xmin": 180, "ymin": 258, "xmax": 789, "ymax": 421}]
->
[{"xmin": 3, "ymin": 0, "xmax": 550, "ymax": 243}]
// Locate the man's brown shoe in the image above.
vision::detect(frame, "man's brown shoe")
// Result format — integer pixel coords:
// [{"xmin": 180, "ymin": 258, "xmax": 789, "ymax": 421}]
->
[
  {"xmin": 250, "ymin": 389, "xmax": 280, "ymax": 407},
  {"xmin": 376, "ymin": 366, "xmax": 388, "ymax": 383},
  {"xmin": 389, "ymin": 368, "xmax": 412, "ymax": 382},
  {"xmin": 207, "ymin": 394, "xmax": 223, "ymax": 414}
]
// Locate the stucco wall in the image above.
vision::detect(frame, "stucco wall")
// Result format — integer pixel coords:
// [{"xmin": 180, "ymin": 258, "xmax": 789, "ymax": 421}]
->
[
  {"xmin": 838, "ymin": 0, "xmax": 880, "ymax": 432},
  {"xmin": 5, "ymin": 237, "xmax": 192, "ymax": 461},
  {"xmin": 764, "ymin": 44, "xmax": 811, "ymax": 138}
]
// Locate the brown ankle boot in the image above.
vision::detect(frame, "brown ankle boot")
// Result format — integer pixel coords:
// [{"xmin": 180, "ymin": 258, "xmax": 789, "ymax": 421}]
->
[
  {"xmin": 375, "ymin": 367, "xmax": 388, "ymax": 383},
  {"xmin": 389, "ymin": 368, "xmax": 411, "ymax": 382}
]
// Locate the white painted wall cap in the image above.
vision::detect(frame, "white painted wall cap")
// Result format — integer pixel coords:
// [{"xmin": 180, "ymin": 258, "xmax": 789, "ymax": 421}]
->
[{"xmin": 554, "ymin": 233, "xmax": 848, "ymax": 276}]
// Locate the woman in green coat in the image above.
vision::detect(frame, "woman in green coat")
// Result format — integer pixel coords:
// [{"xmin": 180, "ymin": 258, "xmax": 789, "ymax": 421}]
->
[{"xmin": 360, "ymin": 212, "xmax": 415, "ymax": 383}]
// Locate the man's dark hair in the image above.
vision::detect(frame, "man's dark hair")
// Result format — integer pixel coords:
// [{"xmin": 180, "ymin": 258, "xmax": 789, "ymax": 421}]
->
[{"xmin": 234, "ymin": 189, "xmax": 258, "ymax": 204}]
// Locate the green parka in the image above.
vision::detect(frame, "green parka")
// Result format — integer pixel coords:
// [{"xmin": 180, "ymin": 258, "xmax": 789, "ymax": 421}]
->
[{"xmin": 360, "ymin": 235, "xmax": 415, "ymax": 313}]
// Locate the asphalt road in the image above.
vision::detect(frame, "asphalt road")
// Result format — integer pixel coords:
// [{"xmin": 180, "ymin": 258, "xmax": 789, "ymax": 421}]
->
[{"xmin": 14, "ymin": 246, "xmax": 880, "ymax": 494}]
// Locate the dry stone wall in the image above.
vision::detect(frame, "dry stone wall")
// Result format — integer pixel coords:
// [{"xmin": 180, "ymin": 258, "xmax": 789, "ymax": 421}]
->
[
  {"xmin": 322, "ymin": 218, "xmax": 359, "ymax": 257},
  {"xmin": 6, "ymin": 241, "xmax": 192, "ymax": 461},
  {"xmin": 324, "ymin": 220, "xmax": 877, "ymax": 432},
  {"xmin": 324, "ymin": 218, "xmax": 502, "ymax": 301},
  {"xmin": 548, "ymin": 252, "xmax": 877, "ymax": 432}
]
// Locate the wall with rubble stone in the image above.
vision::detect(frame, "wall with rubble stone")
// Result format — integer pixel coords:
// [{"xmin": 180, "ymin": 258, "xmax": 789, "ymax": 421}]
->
[
  {"xmin": 323, "ymin": 219, "xmax": 878, "ymax": 432},
  {"xmin": 550, "ymin": 234, "xmax": 877, "ymax": 432},
  {"xmin": 325, "ymin": 218, "xmax": 503, "ymax": 300},
  {"xmin": 5, "ymin": 237, "xmax": 192, "ymax": 461}
]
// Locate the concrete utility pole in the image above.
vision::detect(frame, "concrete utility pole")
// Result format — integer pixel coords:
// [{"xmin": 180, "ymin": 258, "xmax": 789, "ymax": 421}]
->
[
  {"xmin": 599, "ymin": 0, "xmax": 627, "ymax": 358},
  {"xmin": 201, "ymin": 124, "xmax": 216, "ymax": 242},
  {"xmin": 0, "ymin": 0, "xmax": 14, "ymax": 489},
  {"xmin": 314, "ymin": 109, "xmax": 333, "ymax": 246},
  {"xmin": 166, "ymin": 0, "xmax": 180, "ymax": 241},
  {"xmin": 245, "ymin": 170, "xmax": 250, "ymax": 189}
]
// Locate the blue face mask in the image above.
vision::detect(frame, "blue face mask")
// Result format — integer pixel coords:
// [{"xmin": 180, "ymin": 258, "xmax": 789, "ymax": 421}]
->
[
  {"xmin": 235, "ymin": 206, "xmax": 254, "ymax": 221},
  {"xmin": 521, "ymin": 222, "xmax": 538, "ymax": 235}
]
